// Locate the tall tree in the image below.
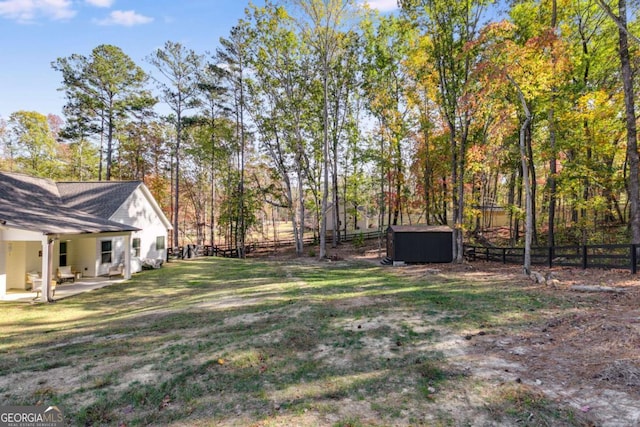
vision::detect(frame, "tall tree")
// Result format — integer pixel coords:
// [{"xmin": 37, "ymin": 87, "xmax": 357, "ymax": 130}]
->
[
  {"xmin": 597, "ymin": 0, "xmax": 640, "ymax": 244},
  {"xmin": 361, "ymin": 13, "xmax": 414, "ymax": 228},
  {"xmin": 198, "ymin": 63, "xmax": 231, "ymax": 248},
  {"xmin": 288, "ymin": 0, "xmax": 357, "ymax": 259},
  {"xmin": 147, "ymin": 41, "xmax": 203, "ymax": 248},
  {"xmin": 473, "ymin": 20, "xmax": 569, "ymax": 273},
  {"xmin": 400, "ymin": 0, "xmax": 489, "ymax": 262},
  {"xmin": 243, "ymin": 1, "xmax": 313, "ymax": 256},
  {"xmin": 52, "ymin": 44, "xmax": 153, "ymax": 180},
  {"xmin": 218, "ymin": 24, "xmax": 252, "ymax": 257},
  {"xmin": 327, "ymin": 29, "xmax": 361, "ymax": 246}
]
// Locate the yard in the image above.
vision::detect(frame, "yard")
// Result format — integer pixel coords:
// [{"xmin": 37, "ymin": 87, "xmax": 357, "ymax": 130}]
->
[{"xmin": 0, "ymin": 244, "xmax": 638, "ymax": 426}]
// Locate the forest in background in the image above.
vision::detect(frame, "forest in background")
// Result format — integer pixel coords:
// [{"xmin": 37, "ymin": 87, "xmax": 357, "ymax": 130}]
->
[{"xmin": 1, "ymin": 0, "xmax": 640, "ymax": 270}]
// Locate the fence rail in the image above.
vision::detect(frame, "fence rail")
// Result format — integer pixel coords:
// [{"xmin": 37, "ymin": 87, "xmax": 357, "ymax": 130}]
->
[
  {"xmin": 464, "ymin": 243, "xmax": 640, "ymax": 274},
  {"xmin": 167, "ymin": 230, "xmax": 384, "ymax": 260},
  {"xmin": 168, "ymin": 236, "xmax": 640, "ymax": 274}
]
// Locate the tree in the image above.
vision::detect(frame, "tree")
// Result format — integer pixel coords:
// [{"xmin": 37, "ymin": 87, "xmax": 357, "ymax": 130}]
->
[
  {"xmin": 52, "ymin": 44, "xmax": 154, "ymax": 180},
  {"xmin": 288, "ymin": 0, "xmax": 357, "ymax": 259},
  {"xmin": 147, "ymin": 41, "xmax": 203, "ymax": 248},
  {"xmin": 218, "ymin": 24, "xmax": 252, "ymax": 257},
  {"xmin": 0, "ymin": 117, "xmax": 12, "ymax": 171},
  {"xmin": 6, "ymin": 111, "xmax": 59, "ymax": 177},
  {"xmin": 197, "ymin": 63, "xmax": 231, "ymax": 248},
  {"xmin": 361, "ymin": 13, "xmax": 414, "ymax": 229},
  {"xmin": 400, "ymin": 0, "xmax": 489, "ymax": 262},
  {"xmin": 597, "ymin": 0, "xmax": 640, "ymax": 244},
  {"xmin": 243, "ymin": 1, "xmax": 314, "ymax": 256},
  {"xmin": 473, "ymin": 20, "xmax": 569, "ymax": 273}
]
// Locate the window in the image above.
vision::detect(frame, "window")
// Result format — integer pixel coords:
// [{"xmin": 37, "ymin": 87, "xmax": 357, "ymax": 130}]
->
[
  {"xmin": 156, "ymin": 236, "xmax": 165, "ymax": 250},
  {"xmin": 59, "ymin": 241, "xmax": 68, "ymax": 267},
  {"xmin": 132, "ymin": 238, "xmax": 141, "ymax": 257},
  {"xmin": 101, "ymin": 240, "xmax": 112, "ymax": 264}
]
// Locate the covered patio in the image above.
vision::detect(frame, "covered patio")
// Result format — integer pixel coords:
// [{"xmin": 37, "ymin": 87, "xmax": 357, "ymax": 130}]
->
[
  {"xmin": 0, "ymin": 276, "xmax": 127, "ymax": 302},
  {"xmin": 0, "ymin": 173, "xmax": 141, "ymax": 303}
]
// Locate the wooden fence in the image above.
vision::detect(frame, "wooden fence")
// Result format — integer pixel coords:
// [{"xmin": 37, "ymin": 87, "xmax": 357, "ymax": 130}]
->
[
  {"xmin": 464, "ymin": 243, "xmax": 640, "ymax": 274},
  {"xmin": 168, "ymin": 234, "xmax": 639, "ymax": 274},
  {"xmin": 167, "ymin": 230, "xmax": 383, "ymax": 260}
]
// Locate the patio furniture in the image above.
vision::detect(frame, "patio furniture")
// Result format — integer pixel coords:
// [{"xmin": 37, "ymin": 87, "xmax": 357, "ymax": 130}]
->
[
  {"xmin": 108, "ymin": 264, "xmax": 124, "ymax": 278},
  {"xmin": 26, "ymin": 272, "xmax": 40, "ymax": 290},
  {"xmin": 26, "ymin": 273, "xmax": 56, "ymax": 300},
  {"xmin": 57, "ymin": 266, "xmax": 75, "ymax": 283}
]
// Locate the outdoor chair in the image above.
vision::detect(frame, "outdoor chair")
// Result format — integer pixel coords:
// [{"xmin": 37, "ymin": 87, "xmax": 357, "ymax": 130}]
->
[
  {"xmin": 26, "ymin": 272, "xmax": 41, "ymax": 290},
  {"xmin": 108, "ymin": 264, "xmax": 124, "ymax": 278},
  {"xmin": 57, "ymin": 265, "xmax": 75, "ymax": 283},
  {"xmin": 26, "ymin": 272, "xmax": 56, "ymax": 300}
]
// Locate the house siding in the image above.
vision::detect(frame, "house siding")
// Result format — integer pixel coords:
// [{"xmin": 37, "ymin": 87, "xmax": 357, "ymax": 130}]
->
[
  {"xmin": 110, "ymin": 188, "xmax": 169, "ymax": 263},
  {"xmin": 76, "ymin": 237, "xmax": 99, "ymax": 278},
  {"xmin": 25, "ymin": 242, "xmax": 41, "ymax": 274},
  {"xmin": 6, "ymin": 242, "xmax": 26, "ymax": 290}
]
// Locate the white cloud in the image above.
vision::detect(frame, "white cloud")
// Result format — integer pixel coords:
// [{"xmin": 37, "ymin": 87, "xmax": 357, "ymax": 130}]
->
[
  {"xmin": 85, "ymin": 0, "xmax": 114, "ymax": 7},
  {"xmin": 95, "ymin": 9, "xmax": 153, "ymax": 26},
  {"xmin": 0, "ymin": 0, "xmax": 76, "ymax": 23},
  {"xmin": 361, "ymin": 0, "xmax": 398, "ymax": 12}
]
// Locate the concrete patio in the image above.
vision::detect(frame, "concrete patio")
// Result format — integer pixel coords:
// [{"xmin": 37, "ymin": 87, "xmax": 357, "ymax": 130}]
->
[{"xmin": 1, "ymin": 277, "xmax": 126, "ymax": 303}]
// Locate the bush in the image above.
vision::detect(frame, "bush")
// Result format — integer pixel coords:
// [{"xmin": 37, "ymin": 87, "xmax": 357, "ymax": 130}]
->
[{"xmin": 353, "ymin": 232, "xmax": 365, "ymax": 248}]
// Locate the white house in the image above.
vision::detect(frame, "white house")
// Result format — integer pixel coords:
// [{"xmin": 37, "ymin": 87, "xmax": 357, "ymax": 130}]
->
[{"xmin": 0, "ymin": 172, "xmax": 172, "ymax": 302}]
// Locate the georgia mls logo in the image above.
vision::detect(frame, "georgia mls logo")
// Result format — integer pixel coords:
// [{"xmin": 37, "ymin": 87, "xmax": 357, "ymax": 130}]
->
[{"xmin": 0, "ymin": 405, "xmax": 64, "ymax": 427}]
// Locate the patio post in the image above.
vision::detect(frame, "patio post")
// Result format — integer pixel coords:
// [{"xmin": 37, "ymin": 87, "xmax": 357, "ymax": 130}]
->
[
  {"xmin": 0, "ymin": 241, "xmax": 6, "ymax": 299},
  {"xmin": 124, "ymin": 233, "xmax": 131, "ymax": 279},
  {"xmin": 40, "ymin": 236, "xmax": 54, "ymax": 303}
]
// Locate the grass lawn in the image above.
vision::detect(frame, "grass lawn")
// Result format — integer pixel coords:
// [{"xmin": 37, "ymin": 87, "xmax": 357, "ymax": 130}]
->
[{"xmin": 0, "ymin": 257, "xmax": 589, "ymax": 426}]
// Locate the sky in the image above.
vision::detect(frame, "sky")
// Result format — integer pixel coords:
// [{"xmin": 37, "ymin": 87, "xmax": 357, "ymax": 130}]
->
[{"xmin": 0, "ymin": 0, "xmax": 399, "ymax": 121}]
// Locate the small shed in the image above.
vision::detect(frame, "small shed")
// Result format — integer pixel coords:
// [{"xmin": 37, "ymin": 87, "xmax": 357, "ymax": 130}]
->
[{"xmin": 386, "ymin": 225, "xmax": 453, "ymax": 264}]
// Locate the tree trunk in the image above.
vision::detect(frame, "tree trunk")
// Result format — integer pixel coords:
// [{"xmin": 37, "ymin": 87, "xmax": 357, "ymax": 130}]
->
[
  {"xmin": 526, "ymin": 123, "xmax": 538, "ymax": 245},
  {"xmin": 521, "ymin": 117, "xmax": 533, "ymax": 275},
  {"xmin": 238, "ymin": 58, "xmax": 246, "ymax": 259},
  {"xmin": 450, "ymin": 125, "xmax": 459, "ymax": 261},
  {"xmin": 548, "ymin": 0, "xmax": 558, "ymax": 249},
  {"xmin": 319, "ymin": 59, "xmax": 329, "ymax": 259},
  {"xmin": 174, "ymin": 108, "xmax": 181, "ymax": 249},
  {"xmin": 508, "ymin": 170, "xmax": 516, "ymax": 244},
  {"xmin": 106, "ymin": 112, "xmax": 114, "ymax": 181},
  {"xmin": 509, "ymin": 75, "xmax": 534, "ymax": 275},
  {"xmin": 296, "ymin": 166, "xmax": 306, "ymax": 256},
  {"xmin": 378, "ymin": 133, "xmax": 386, "ymax": 257},
  {"xmin": 548, "ymin": 108, "xmax": 557, "ymax": 248},
  {"xmin": 210, "ymin": 145, "xmax": 216, "ymax": 249},
  {"xmin": 455, "ymin": 121, "xmax": 468, "ymax": 263},
  {"xmin": 617, "ymin": 0, "xmax": 640, "ymax": 244},
  {"xmin": 332, "ymin": 150, "xmax": 340, "ymax": 248}
]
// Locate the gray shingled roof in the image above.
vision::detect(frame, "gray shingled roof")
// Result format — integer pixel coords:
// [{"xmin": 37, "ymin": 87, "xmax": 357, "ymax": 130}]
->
[
  {"xmin": 0, "ymin": 172, "xmax": 139, "ymax": 235},
  {"xmin": 57, "ymin": 181, "xmax": 142, "ymax": 218}
]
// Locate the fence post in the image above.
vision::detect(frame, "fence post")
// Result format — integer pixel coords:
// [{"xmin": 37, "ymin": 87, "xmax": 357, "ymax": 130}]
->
[
  {"xmin": 502, "ymin": 248, "xmax": 506, "ymax": 264},
  {"xmin": 632, "ymin": 244, "xmax": 637, "ymax": 275},
  {"xmin": 582, "ymin": 246, "xmax": 588, "ymax": 270}
]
